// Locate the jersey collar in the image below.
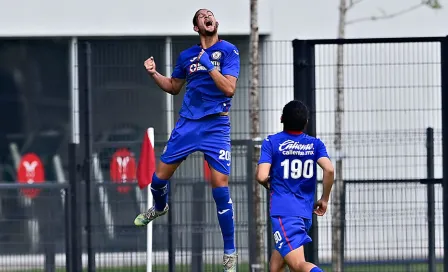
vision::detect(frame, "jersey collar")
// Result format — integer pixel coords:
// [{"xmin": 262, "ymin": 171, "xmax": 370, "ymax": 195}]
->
[{"xmin": 283, "ymin": 130, "xmax": 303, "ymax": 135}]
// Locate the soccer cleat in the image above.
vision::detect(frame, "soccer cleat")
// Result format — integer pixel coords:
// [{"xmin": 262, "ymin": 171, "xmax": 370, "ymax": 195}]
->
[
  {"xmin": 134, "ymin": 204, "xmax": 169, "ymax": 226},
  {"xmin": 223, "ymin": 252, "xmax": 237, "ymax": 272}
]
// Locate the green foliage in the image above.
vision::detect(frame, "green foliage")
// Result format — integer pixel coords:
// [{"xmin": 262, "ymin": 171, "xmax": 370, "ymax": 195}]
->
[{"xmin": 423, "ymin": 0, "xmax": 442, "ymax": 9}]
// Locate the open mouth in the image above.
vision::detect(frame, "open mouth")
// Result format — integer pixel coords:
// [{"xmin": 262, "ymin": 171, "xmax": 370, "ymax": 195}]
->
[{"xmin": 205, "ymin": 21, "xmax": 213, "ymax": 27}]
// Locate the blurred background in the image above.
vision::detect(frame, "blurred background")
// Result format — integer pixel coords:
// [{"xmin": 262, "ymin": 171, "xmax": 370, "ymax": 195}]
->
[{"xmin": 0, "ymin": 0, "xmax": 447, "ymax": 271}]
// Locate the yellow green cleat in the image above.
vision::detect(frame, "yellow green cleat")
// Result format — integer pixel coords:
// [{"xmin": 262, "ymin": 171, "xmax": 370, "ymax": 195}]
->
[{"xmin": 134, "ymin": 204, "xmax": 169, "ymax": 226}]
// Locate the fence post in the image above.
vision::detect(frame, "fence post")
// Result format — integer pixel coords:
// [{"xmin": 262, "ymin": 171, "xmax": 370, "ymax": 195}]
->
[
  {"xmin": 67, "ymin": 143, "xmax": 82, "ymax": 272},
  {"xmin": 82, "ymin": 41, "xmax": 96, "ymax": 272},
  {"xmin": 441, "ymin": 35, "xmax": 448, "ymax": 272},
  {"xmin": 168, "ymin": 183, "xmax": 175, "ymax": 272},
  {"xmin": 44, "ymin": 195, "xmax": 56, "ymax": 272},
  {"xmin": 191, "ymin": 181, "xmax": 205, "ymax": 272},
  {"xmin": 266, "ymin": 183, "xmax": 272, "ymax": 265},
  {"xmin": 426, "ymin": 127, "xmax": 436, "ymax": 272},
  {"xmin": 292, "ymin": 39, "xmax": 318, "ymax": 264}
]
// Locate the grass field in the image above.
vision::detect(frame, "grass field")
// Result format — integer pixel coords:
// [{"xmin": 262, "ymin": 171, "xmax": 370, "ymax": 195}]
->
[{"xmin": 11, "ymin": 262, "xmax": 445, "ymax": 272}]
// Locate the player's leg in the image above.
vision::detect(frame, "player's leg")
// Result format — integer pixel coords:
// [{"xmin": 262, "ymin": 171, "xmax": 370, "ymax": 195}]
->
[
  {"xmin": 201, "ymin": 115, "xmax": 236, "ymax": 271},
  {"xmin": 271, "ymin": 216, "xmax": 323, "ymax": 272},
  {"xmin": 134, "ymin": 118, "xmax": 195, "ymax": 226},
  {"xmin": 207, "ymin": 165, "xmax": 237, "ymax": 271},
  {"xmin": 283, "ymin": 246, "xmax": 322, "ymax": 272},
  {"xmin": 269, "ymin": 250, "xmax": 287, "ymax": 272}
]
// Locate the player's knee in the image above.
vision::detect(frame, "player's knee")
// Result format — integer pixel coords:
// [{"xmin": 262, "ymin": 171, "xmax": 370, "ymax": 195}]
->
[
  {"xmin": 269, "ymin": 259, "xmax": 286, "ymax": 272},
  {"xmin": 209, "ymin": 168, "xmax": 229, "ymax": 188},
  {"xmin": 155, "ymin": 161, "xmax": 179, "ymax": 180}
]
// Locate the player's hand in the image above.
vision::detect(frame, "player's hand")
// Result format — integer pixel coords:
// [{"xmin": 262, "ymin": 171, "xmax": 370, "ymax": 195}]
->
[
  {"xmin": 197, "ymin": 49, "xmax": 215, "ymax": 72},
  {"xmin": 314, "ymin": 198, "xmax": 328, "ymax": 216},
  {"xmin": 144, "ymin": 56, "xmax": 157, "ymax": 75}
]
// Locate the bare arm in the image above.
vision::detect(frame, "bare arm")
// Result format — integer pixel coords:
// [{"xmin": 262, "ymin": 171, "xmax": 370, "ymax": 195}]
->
[
  {"xmin": 208, "ymin": 71, "xmax": 237, "ymax": 97},
  {"xmin": 144, "ymin": 56, "xmax": 185, "ymax": 95},
  {"xmin": 151, "ymin": 72, "xmax": 185, "ymax": 95},
  {"xmin": 255, "ymin": 163, "xmax": 271, "ymax": 189},
  {"xmin": 317, "ymin": 157, "xmax": 335, "ymax": 201}
]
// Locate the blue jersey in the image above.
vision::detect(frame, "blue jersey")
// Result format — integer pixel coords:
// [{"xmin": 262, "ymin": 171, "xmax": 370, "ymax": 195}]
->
[
  {"xmin": 258, "ymin": 131, "xmax": 329, "ymax": 219},
  {"xmin": 171, "ymin": 40, "xmax": 240, "ymax": 120}
]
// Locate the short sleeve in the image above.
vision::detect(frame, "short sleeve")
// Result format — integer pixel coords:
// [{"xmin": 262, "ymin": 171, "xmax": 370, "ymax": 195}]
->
[
  {"xmin": 315, "ymin": 139, "xmax": 330, "ymax": 160},
  {"xmin": 221, "ymin": 46, "xmax": 240, "ymax": 78},
  {"xmin": 258, "ymin": 137, "xmax": 273, "ymax": 165},
  {"xmin": 171, "ymin": 54, "xmax": 186, "ymax": 79}
]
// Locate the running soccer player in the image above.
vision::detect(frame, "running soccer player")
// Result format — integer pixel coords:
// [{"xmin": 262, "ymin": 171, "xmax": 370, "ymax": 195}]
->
[
  {"xmin": 134, "ymin": 9, "xmax": 240, "ymax": 272},
  {"xmin": 256, "ymin": 100, "xmax": 334, "ymax": 272}
]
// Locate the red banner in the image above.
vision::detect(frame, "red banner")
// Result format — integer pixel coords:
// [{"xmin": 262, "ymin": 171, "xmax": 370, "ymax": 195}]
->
[
  {"xmin": 17, "ymin": 153, "xmax": 45, "ymax": 199},
  {"xmin": 110, "ymin": 148, "xmax": 137, "ymax": 194}
]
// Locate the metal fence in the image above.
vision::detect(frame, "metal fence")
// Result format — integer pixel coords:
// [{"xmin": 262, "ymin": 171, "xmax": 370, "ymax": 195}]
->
[
  {"xmin": 0, "ymin": 36, "xmax": 447, "ymax": 272},
  {"xmin": 294, "ymin": 37, "xmax": 447, "ymax": 272}
]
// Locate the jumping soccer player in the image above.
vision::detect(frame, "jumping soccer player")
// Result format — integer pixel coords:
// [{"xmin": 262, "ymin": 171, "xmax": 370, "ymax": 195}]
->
[
  {"xmin": 256, "ymin": 100, "xmax": 334, "ymax": 272},
  {"xmin": 134, "ymin": 9, "xmax": 240, "ymax": 272}
]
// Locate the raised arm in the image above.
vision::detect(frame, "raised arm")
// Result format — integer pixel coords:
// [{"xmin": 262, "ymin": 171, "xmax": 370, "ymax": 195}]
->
[
  {"xmin": 144, "ymin": 56, "xmax": 185, "ymax": 95},
  {"xmin": 197, "ymin": 46, "xmax": 240, "ymax": 97}
]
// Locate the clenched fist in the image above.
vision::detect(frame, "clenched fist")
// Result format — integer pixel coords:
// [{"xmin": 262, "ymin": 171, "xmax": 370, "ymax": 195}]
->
[{"xmin": 144, "ymin": 56, "xmax": 157, "ymax": 75}]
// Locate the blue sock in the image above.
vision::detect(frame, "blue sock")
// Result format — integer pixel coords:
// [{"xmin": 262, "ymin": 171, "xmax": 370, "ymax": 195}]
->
[
  {"xmin": 150, "ymin": 173, "xmax": 169, "ymax": 211},
  {"xmin": 212, "ymin": 187, "xmax": 235, "ymax": 255},
  {"xmin": 310, "ymin": 267, "xmax": 323, "ymax": 272}
]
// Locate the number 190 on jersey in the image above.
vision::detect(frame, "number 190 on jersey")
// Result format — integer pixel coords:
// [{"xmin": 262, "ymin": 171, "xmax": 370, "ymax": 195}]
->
[{"xmin": 280, "ymin": 159, "xmax": 314, "ymax": 179}]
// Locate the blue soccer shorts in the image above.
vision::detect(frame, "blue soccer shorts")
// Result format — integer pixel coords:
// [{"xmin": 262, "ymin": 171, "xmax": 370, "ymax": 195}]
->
[
  {"xmin": 160, "ymin": 114, "xmax": 231, "ymax": 175},
  {"xmin": 271, "ymin": 216, "xmax": 312, "ymax": 258}
]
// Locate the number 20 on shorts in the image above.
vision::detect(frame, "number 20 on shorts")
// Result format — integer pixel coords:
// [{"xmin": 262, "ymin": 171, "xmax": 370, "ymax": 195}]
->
[
  {"xmin": 219, "ymin": 150, "xmax": 231, "ymax": 161},
  {"xmin": 281, "ymin": 159, "xmax": 314, "ymax": 179}
]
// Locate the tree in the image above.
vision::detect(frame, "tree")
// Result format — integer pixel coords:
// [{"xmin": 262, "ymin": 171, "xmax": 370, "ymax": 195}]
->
[
  {"xmin": 332, "ymin": 1, "xmax": 441, "ymax": 271},
  {"xmin": 249, "ymin": 0, "xmax": 264, "ymax": 271}
]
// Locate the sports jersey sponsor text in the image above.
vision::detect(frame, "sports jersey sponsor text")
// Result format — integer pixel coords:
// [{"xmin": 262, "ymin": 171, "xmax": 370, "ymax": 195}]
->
[
  {"xmin": 189, "ymin": 61, "xmax": 221, "ymax": 73},
  {"xmin": 278, "ymin": 140, "xmax": 314, "ymax": 156}
]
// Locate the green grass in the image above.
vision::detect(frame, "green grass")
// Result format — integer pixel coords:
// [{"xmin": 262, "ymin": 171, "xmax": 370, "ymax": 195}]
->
[{"xmin": 11, "ymin": 262, "xmax": 445, "ymax": 272}]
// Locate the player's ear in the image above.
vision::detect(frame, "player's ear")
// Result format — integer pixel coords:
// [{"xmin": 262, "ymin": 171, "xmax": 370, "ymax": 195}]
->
[
  {"xmin": 280, "ymin": 115, "xmax": 284, "ymax": 123},
  {"xmin": 193, "ymin": 25, "xmax": 199, "ymax": 32},
  {"xmin": 216, "ymin": 21, "xmax": 219, "ymax": 28}
]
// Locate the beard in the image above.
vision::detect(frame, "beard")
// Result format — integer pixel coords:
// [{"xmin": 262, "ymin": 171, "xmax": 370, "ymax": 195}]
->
[{"xmin": 200, "ymin": 24, "xmax": 218, "ymax": 36}]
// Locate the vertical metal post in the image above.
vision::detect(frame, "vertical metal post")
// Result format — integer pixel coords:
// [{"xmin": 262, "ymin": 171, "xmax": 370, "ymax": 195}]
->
[
  {"xmin": 44, "ymin": 195, "xmax": 56, "ymax": 272},
  {"xmin": 246, "ymin": 140, "xmax": 257, "ymax": 271},
  {"xmin": 266, "ymin": 187, "xmax": 272, "ymax": 265},
  {"xmin": 70, "ymin": 37, "xmax": 80, "ymax": 145},
  {"xmin": 292, "ymin": 39, "xmax": 319, "ymax": 264},
  {"xmin": 165, "ymin": 37, "xmax": 174, "ymax": 137},
  {"xmin": 83, "ymin": 41, "xmax": 95, "ymax": 272},
  {"xmin": 191, "ymin": 181, "xmax": 205, "ymax": 272},
  {"xmin": 168, "ymin": 183, "xmax": 175, "ymax": 272},
  {"xmin": 441, "ymin": 35, "xmax": 448, "ymax": 272},
  {"xmin": 163, "ymin": 36, "xmax": 176, "ymax": 272},
  {"xmin": 65, "ymin": 182, "xmax": 72, "ymax": 272},
  {"xmin": 68, "ymin": 143, "xmax": 82, "ymax": 272},
  {"xmin": 426, "ymin": 127, "xmax": 436, "ymax": 272},
  {"xmin": 67, "ymin": 37, "xmax": 82, "ymax": 272}
]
